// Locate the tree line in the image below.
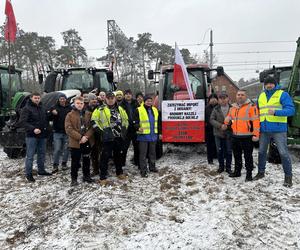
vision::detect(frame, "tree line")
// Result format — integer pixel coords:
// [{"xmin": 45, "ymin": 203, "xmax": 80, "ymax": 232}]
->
[{"xmin": 0, "ymin": 26, "xmax": 206, "ymax": 93}]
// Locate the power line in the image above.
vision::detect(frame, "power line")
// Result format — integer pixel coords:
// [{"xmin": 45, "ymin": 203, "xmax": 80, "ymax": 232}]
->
[
  {"xmin": 222, "ymin": 61, "xmax": 293, "ymax": 67},
  {"xmin": 179, "ymin": 40, "xmax": 295, "ymax": 47},
  {"xmin": 215, "ymin": 50, "xmax": 295, "ymax": 55}
]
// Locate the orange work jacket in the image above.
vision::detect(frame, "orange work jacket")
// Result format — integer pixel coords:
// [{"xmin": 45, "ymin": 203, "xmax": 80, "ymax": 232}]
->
[{"xmin": 224, "ymin": 100, "xmax": 260, "ymax": 137}]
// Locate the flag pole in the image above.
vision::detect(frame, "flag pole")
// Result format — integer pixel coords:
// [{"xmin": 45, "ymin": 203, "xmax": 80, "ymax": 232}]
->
[{"xmin": 8, "ymin": 23, "xmax": 12, "ymax": 110}]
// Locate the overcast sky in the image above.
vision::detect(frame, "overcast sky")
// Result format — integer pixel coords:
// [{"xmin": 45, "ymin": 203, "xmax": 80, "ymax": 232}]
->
[{"xmin": 1, "ymin": 0, "xmax": 299, "ymax": 81}]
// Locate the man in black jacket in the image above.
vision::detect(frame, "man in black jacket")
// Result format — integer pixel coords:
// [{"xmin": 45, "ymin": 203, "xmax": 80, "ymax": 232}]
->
[
  {"xmin": 47, "ymin": 93, "xmax": 72, "ymax": 173},
  {"xmin": 119, "ymin": 89, "xmax": 139, "ymax": 166},
  {"xmin": 19, "ymin": 92, "xmax": 52, "ymax": 182},
  {"xmin": 205, "ymin": 94, "xmax": 218, "ymax": 164}
]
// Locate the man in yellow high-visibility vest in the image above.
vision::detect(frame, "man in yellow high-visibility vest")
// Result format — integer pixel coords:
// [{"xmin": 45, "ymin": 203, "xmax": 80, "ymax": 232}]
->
[
  {"xmin": 254, "ymin": 76, "xmax": 295, "ymax": 187},
  {"xmin": 134, "ymin": 95, "xmax": 160, "ymax": 177}
]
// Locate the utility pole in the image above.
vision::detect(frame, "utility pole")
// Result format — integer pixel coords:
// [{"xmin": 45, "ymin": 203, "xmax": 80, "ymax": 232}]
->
[{"xmin": 209, "ymin": 29, "xmax": 213, "ymax": 69}]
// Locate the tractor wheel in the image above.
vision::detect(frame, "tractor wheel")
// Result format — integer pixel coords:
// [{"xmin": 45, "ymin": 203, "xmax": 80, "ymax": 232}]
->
[
  {"xmin": 4, "ymin": 147, "xmax": 25, "ymax": 159},
  {"xmin": 267, "ymin": 140, "xmax": 281, "ymax": 164}
]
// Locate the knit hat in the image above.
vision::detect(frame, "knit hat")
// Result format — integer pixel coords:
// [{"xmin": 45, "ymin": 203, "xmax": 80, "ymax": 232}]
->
[
  {"xmin": 87, "ymin": 93, "xmax": 97, "ymax": 101},
  {"xmin": 58, "ymin": 93, "xmax": 67, "ymax": 99},
  {"xmin": 124, "ymin": 89, "xmax": 132, "ymax": 95},
  {"xmin": 106, "ymin": 91, "xmax": 115, "ymax": 98},
  {"xmin": 136, "ymin": 91, "xmax": 144, "ymax": 99},
  {"xmin": 115, "ymin": 90, "xmax": 124, "ymax": 96},
  {"xmin": 143, "ymin": 95, "xmax": 152, "ymax": 102},
  {"xmin": 208, "ymin": 93, "xmax": 218, "ymax": 101},
  {"xmin": 264, "ymin": 76, "xmax": 277, "ymax": 85}
]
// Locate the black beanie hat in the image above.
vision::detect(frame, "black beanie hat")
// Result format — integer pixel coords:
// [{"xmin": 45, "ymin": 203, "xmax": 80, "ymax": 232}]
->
[
  {"xmin": 143, "ymin": 95, "xmax": 152, "ymax": 102},
  {"xmin": 264, "ymin": 76, "xmax": 277, "ymax": 85},
  {"xmin": 208, "ymin": 93, "xmax": 218, "ymax": 101},
  {"xmin": 136, "ymin": 91, "xmax": 144, "ymax": 99}
]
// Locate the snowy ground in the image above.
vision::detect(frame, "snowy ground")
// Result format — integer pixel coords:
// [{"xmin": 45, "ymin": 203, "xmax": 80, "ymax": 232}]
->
[{"xmin": 0, "ymin": 145, "xmax": 300, "ymax": 250}]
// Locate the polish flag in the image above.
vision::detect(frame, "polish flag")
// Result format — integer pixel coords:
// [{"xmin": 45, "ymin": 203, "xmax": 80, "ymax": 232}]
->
[
  {"xmin": 173, "ymin": 43, "xmax": 194, "ymax": 99},
  {"xmin": 4, "ymin": 0, "xmax": 17, "ymax": 42}
]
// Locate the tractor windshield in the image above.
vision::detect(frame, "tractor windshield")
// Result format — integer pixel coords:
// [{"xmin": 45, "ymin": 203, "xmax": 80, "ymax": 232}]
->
[
  {"xmin": 62, "ymin": 70, "xmax": 93, "ymax": 91},
  {"xmin": 95, "ymin": 71, "xmax": 113, "ymax": 92},
  {"xmin": 279, "ymin": 69, "xmax": 292, "ymax": 90},
  {"xmin": 0, "ymin": 69, "xmax": 22, "ymax": 109},
  {"xmin": 164, "ymin": 69, "xmax": 205, "ymax": 100}
]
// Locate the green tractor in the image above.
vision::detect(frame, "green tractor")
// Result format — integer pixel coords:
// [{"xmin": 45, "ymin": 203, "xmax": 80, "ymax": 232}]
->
[
  {"xmin": 43, "ymin": 67, "xmax": 115, "ymax": 94},
  {"xmin": 0, "ymin": 65, "xmax": 31, "ymax": 158}
]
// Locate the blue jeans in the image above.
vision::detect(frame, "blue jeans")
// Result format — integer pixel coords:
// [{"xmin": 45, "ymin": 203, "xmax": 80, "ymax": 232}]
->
[
  {"xmin": 53, "ymin": 133, "xmax": 69, "ymax": 166},
  {"xmin": 215, "ymin": 136, "xmax": 232, "ymax": 171},
  {"xmin": 25, "ymin": 137, "xmax": 47, "ymax": 176},
  {"xmin": 258, "ymin": 132, "xmax": 292, "ymax": 176}
]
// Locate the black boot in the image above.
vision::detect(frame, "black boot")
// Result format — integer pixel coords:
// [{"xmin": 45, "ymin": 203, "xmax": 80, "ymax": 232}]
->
[
  {"xmin": 82, "ymin": 176, "xmax": 94, "ymax": 183},
  {"xmin": 70, "ymin": 179, "xmax": 78, "ymax": 186},
  {"xmin": 229, "ymin": 170, "xmax": 241, "ymax": 178},
  {"xmin": 253, "ymin": 172, "xmax": 265, "ymax": 181},
  {"xmin": 245, "ymin": 171, "xmax": 253, "ymax": 182},
  {"xmin": 52, "ymin": 164, "xmax": 59, "ymax": 174},
  {"xmin": 283, "ymin": 176, "xmax": 292, "ymax": 187},
  {"xmin": 38, "ymin": 171, "xmax": 52, "ymax": 176},
  {"xmin": 26, "ymin": 175, "xmax": 35, "ymax": 182},
  {"xmin": 217, "ymin": 167, "xmax": 224, "ymax": 173},
  {"xmin": 141, "ymin": 171, "xmax": 148, "ymax": 178}
]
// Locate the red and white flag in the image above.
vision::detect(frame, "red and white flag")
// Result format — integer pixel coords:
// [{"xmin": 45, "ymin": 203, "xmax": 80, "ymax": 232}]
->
[
  {"xmin": 173, "ymin": 43, "xmax": 194, "ymax": 99},
  {"xmin": 4, "ymin": 0, "xmax": 17, "ymax": 42}
]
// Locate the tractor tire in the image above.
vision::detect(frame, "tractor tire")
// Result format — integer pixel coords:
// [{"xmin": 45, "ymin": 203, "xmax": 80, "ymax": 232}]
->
[
  {"xmin": 3, "ymin": 147, "xmax": 25, "ymax": 159},
  {"xmin": 267, "ymin": 140, "xmax": 281, "ymax": 164}
]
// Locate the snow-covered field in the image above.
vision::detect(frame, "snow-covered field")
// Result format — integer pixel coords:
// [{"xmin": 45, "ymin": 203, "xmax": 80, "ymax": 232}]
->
[{"xmin": 0, "ymin": 145, "xmax": 299, "ymax": 250}]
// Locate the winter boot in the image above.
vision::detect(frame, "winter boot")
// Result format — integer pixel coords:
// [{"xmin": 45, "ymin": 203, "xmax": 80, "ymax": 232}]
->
[
  {"xmin": 38, "ymin": 171, "xmax": 52, "ymax": 176},
  {"xmin": 70, "ymin": 179, "xmax": 78, "ymax": 186},
  {"xmin": 61, "ymin": 162, "xmax": 68, "ymax": 171},
  {"xmin": 229, "ymin": 170, "xmax": 241, "ymax": 178},
  {"xmin": 149, "ymin": 167, "xmax": 158, "ymax": 173},
  {"xmin": 26, "ymin": 175, "xmax": 35, "ymax": 182},
  {"xmin": 141, "ymin": 171, "xmax": 148, "ymax": 178},
  {"xmin": 82, "ymin": 176, "xmax": 94, "ymax": 183},
  {"xmin": 217, "ymin": 167, "xmax": 224, "ymax": 173},
  {"xmin": 52, "ymin": 164, "xmax": 59, "ymax": 174},
  {"xmin": 245, "ymin": 171, "xmax": 253, "ymax": 182},
  {"xmin": 253, "ymin": 172, "xmax": 265, "ymax": 181},
  {"xmin": 117, "ymin": 174, "xmax": 128, "ymax": 180},
  {"xmin": 283, "ymin": 176, "xmax": 293, "ymax": 187}
]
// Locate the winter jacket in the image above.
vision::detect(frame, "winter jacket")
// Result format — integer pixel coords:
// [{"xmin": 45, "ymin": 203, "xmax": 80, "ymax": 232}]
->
[
  {"xmin": 65, "ymin": 108, "xmax": 94, "ymax": 149},
  {"xmin": 225, "ymin": 100, "xmax": 260, "ymax": 138},
  {"xmin": 91, "ymin": 105, "xmax": 128, "ymax": 142},
  {"xmin": 120, "ymin": 99, "xmax": 138, "ymax": 135},
  {"xmin": 205, "ymin": 104, "xmax": 217, "ymax": 136},
  {"xmin": 257, "ymin": 85, "xmax": 295, "ymax": 132},
  {"xmin": 18, "ymin": 99, "xmax": 49, "ymax": 138},
  {"xmin": 210, "ymin": 104, "xmax": 232, "ymax": 138},
  {"xmin": 47, "ymin": 102, "xmax": 72, "ymax": 134},
  {"xmin": 133, "ymin": 104, "xmax": 160, "ymax": 142}
]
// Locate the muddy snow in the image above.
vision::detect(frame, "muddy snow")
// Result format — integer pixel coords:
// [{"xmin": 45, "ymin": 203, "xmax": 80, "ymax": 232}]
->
[{"xmin": 0, "ymin": 145, "xmax": 299, "ymax": 250}]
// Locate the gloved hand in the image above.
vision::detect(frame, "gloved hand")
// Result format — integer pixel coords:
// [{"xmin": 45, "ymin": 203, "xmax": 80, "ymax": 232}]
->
[{"xmin": 94, "ymin": 126, "xmax": 102, "ymax": 135}]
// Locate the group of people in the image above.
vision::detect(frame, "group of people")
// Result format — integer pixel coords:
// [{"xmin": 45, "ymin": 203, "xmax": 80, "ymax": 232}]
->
[
  {"xmin": 19, "ymin": 89, "xmax": 160, "ymax": 186},
  {"xmin": 205, "ymin": 76, "xmax": 295, "ymax": 187},
  {"xmin": 19, "ymin": 75, "xmax": 295, "ymax": 188}
]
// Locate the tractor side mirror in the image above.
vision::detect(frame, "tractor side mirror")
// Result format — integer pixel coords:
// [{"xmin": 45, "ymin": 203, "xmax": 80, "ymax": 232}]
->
[
  {"xmin": 148, "ymin": 70, "xmax": 154, "ymax": 80},
  {"xmin": 259, "ymin": 72, "xmax": 266, "ymax": 83},
  {"xmin": 8, "ymin": 65, "xmax": 16, "ymax": 74},
  {"xmin": 38, "ymin": 73, "xmax": 44, "ymax": 84},
  {"xmin": 216, "ymin": 66, "xmax": 224, "ymax": 76},
  {"xmin": 106, "ymin": 71, "xmax": 114, "ymax": 83}
]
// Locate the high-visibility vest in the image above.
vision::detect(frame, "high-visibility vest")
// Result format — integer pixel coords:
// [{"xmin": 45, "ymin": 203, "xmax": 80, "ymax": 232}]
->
[
  {"xmin": 137, "ymin": 106, "xmax": 158, "ymax": 134},
  {"xmin": 225, "ymin": 102, "xmax": 260, "ymax": 137},
  {"xmin": 258, "ymin": 90, "xmax": 287, "ymax": 123},
  {"xmin": 91, "ymin": 105, "xmax": 128, "ymax": 130}
]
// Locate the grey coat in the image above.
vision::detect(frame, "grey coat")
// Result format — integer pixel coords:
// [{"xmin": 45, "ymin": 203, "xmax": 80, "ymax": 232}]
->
[{"xmin": 210, "ymin": 104, "xmax": 232, "ymax": 138}]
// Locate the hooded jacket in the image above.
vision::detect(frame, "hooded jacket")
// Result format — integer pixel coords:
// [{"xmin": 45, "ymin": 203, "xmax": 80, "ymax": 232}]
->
[{"xmin": 257, "ymin": 84, "xmax": 295, "ymax": 132}]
